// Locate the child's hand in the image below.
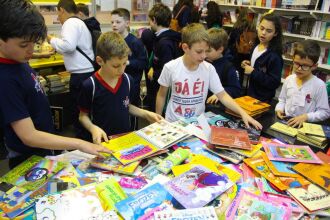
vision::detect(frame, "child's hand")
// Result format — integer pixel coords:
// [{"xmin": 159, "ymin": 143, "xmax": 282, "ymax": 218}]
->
[
  {"xmin": 147, "ymin": 67, "xmax": 154, "ymax": 81},
  {"xmin": 242, "ymin": 114, "xmax": 263, "ymax": 130},
  {"xmin": 77, "ymin": 140, "xmax": 112, "ymax": 158},
  {"xmin": 144, "ymin": 110, "xmax": 163, "ymax": 123},
  {"xmin": 90, "ymin": 125, "xmax": 109, "ymax": 144},
  {"xmin": 276, "ymin": 110, "xmax": 286, "ymax": 119},
  {"xmin": 206, "ymin": 95, "xmax": 219, "ymax": 104},
  {"xmin": 287, "ymin": 114, "xmax": 307, "ymax": 128},
  {"xmin": 241, "ymin": 60, "xmax": 251, "ymax": 67},
  {"xmin": 243, "ymin": 65, "xmax": 254, "ymax": 74}
]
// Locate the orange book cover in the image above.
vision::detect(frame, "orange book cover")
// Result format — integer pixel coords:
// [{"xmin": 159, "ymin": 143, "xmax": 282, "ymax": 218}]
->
[
  {"xmin": 210, "ymin": 126, "xmax": 252, "ymax": 150},
  {"xmin": 234, "ymin": 96, "xmax": 270, "ymax": 113}
]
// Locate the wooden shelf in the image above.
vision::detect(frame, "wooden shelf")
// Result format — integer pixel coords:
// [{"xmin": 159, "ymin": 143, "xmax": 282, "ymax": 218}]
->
[{"xmin": 283, "ymin": 33, "xmax": 330, "ymax": 43}]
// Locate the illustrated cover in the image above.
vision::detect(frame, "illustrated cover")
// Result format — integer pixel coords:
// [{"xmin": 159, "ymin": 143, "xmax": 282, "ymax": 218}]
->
[
  {"xmin": 263, "ymin": 142, "xmax": 323, "ymax": 164},
  {"xmin": 210, "ymin": 126, "xmax": 252, "ymax": 150},
  {"xmin": 292, "ymin": 162, "xmax": 330, "ymax": 192},
  {"xmin": 270, "ymin": 122, "xmax": 298, "ymax": 137},
  {"xmin": 154, "ymin": 206, "xmax": 218, "ymax": 220},
  {"xmin": 316, "ymin": 151, "xmax": 330, "ymax": 164},
  {"xmin": 234, "ymin": 96, "xmax": 271, "ymax": 112},
  {"xmin": 157, "ymin": 148, "xmax": 190, "ymax": 174},
  {"xmin": 136, "ymin": 120, "xmax": 190, "ymax": 149},
  {"xmin": 262, "ymin": 155, "xmax": 300, "ymax": 178},
  {"xmin": 226, "ymin": 190, "xmax": 290, "ymax": 220},
  {"xmin": 164, "ymin": 165, "xmax": 234, "ymax": 209},
  {"xmin": 301, "ymin": 122, "xmax": 328, "ymax": 137},
  {"xmin": 90, "ymin": 156, "xmax": 140, "ymax": 175},
  {"xmin": 115, "ymin": 183, "xmax": 178, "ymax": 220},
  {"xmin": 102, "ymin": 132, "xmax": 160, "ymax": 165},
  {"xmin": 287, "ymin": 183, "xmax": 330, "ymax": 212},
  {"xmin": 218, "ymin": 143, "xmax": 262, "ymax": 158},
  {"xmin": 205, "ymin": 144, "xmax": 245, "ymax": 164}
]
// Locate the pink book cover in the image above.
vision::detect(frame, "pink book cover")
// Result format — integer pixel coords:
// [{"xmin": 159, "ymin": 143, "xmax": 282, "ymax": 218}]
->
[{"xmin": 262, "ymin": 142, "xmax": 323, "ymax": 164}]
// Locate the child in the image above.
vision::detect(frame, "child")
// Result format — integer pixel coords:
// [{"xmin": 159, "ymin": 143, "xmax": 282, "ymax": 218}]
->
[
  {"xmin": 156, "ymin": 23, "xmax": 262, "ymax": 129},
  {"xmin": 76, "ymin": 3, "xmax": 101, "ymax": 32},
  {"xmin": 0, "ymin": 0, "xmax": 111, "ymax": 166},
  {"xmin": 147, "ymin": 3, "xmax": 182, "ymax": 111},
  {"xmin": 78, "ymin": 32, "xmax": 162, "ymax": 144},
  {"xmin": 275, "ymin": 40, "xmax": 330, "ymax": 128},
  {"xmin": 241, "ymin": 11, "xmax": 283, "ymax": 102},
  {"xmin": 206, "ymin": 28, "xmax": 241, "ymax": 100}
]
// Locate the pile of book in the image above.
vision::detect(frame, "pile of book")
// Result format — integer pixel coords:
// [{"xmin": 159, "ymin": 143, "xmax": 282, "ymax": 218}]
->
[
  {"xmin": 45, "ymin": 74, "xmax": 67, "ymax": 94},
  {"xmin": 225, "ymin": 96, "xmax": 270, "ymax": 118}
]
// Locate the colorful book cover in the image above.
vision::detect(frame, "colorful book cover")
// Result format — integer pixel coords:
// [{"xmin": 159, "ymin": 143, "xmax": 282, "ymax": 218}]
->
[
  {"xmin": 154, "ymin": 206, "xmax": 218, "ymax": 220},
  {"xmin": 222, "ymin": 143, "xmax": 262, "ymax": 158},
  {"xmin": 234, "ymin": 96, "xmax": 271, "ymax": 112},
  {"xmin": 164, "ymin": 165, "xmax": 234, "ymax": 208},
  {"xmin": 95, "ymin": 177, "xmax": 127, "ymax": 211},
  {"xmin": 301, "ymin": 122, "xmax": 326, "ymax": 137},
  {"xmin": 140, "ymin": 160, "xmax": 162, "ymax": 180},
  {"xmin": 210, "ymin": 126, "xmax": 252, "ymax": 150},
  {"xmin": 316, "ymin": 151, "xmax": 330, "ymax": 164},
  {"xmin": 262, "ymin": 155, "xmax": 300, "ymax": 178},
  {"xmin": 136, "ymin": 120, "xmax": 190, "ymax": 149},
  {"xmin": 205, "ymin": 144, "xmax": 245, "ymax": 164},
  {"xmin": 157, "ymin": 148, "xmax": 189, "ymax": 174},
  {"xmin": 90, "ymin": 156, "xmax": 140, "ymax": 175},
  {"xmin": 102, "ymin": 132, "xmax": 160, "ymax": 165},
  {"xmin": 270, "ymin": 122, "xmax": 298, "ymax": 137},
  {"xmin": 115, "ymin": 183, "xmax": 177, "ymax": 220},
  {"xmin": 226, "ymin": 190, "xmax": 290, "ymax": 220},
  {"xmin": 292, "ymin": 162, "xmax": 330, "ymax": 192},
  {"xmin": 287, "ymin": 183, "xmax": 330, "ymax": 212},
  {"xmin": 263, "ymin": 142, "xmax": 323, "ymax": 164}
]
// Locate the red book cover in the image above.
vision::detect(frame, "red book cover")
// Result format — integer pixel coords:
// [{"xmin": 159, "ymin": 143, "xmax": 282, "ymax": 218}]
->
[{"xmin": 210, "ymin": 126, "xmax": 252, "ymax": 150}]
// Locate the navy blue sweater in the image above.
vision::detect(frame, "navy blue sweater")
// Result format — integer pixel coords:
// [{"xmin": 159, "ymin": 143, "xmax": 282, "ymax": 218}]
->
[{"xmin": 248, "ymin": 49, "xmax": 283, "ymax": 102}]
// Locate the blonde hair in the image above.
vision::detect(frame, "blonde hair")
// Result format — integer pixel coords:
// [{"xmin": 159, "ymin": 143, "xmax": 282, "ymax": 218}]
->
[
  {"xmin": 182, "ymin": 23, "xmax": 209, "ymax": 47},
  {"xmin": 96, "ymin": 31, "xmax": 130, "ymax": 61},
  {"xmin": 207, "ymin": 28, "xmax": 228, "ymax": 50}
]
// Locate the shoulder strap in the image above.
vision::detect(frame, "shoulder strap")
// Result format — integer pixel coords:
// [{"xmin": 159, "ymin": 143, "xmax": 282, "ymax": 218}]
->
[
  {"xmin": 123, "ymin": 73, "xmax": 130, "ymax": 92},
  {"xmin": 175, "ymin": 5, "xmax": 188, "ymax": 19},
  {"xmin": 77, "ymin": 47, "xmax": 95, "ymax": 70}
]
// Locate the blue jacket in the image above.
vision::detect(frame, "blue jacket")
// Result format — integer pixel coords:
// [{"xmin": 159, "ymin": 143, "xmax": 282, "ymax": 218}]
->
[
  {"xmin": 211, "ymin": 57, "xmax": 241, "ymax": 98},
  {"xmin": 248, "ymin": 48, "xmax": 283, "ymax": 102}
]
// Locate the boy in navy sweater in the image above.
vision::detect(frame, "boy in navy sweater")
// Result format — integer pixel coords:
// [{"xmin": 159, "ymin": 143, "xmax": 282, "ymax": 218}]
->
[{"xmin": 206, "ymin": 28, "xmax": 241, "ymax": 103}]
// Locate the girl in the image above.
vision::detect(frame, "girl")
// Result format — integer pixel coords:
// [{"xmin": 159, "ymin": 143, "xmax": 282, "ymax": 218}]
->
[
  {"xmin": 205, "ymin": 1, "xmax": 222, "ymax": 29},
  {"xmin": 241, "ymin": 11, "xmax": 283, "ymax": 102}
]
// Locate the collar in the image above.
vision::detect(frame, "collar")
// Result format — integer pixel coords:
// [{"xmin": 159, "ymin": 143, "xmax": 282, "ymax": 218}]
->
[
  {"xmin": 155, "ymin": 28, "xmax": 170, "ymax": 37},
  {"xmin": 0, "ymin": 57, "xmax": 20, "ymax": 64}
]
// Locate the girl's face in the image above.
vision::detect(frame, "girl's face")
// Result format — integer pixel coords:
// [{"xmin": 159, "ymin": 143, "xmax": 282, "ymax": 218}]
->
[{"xmin": 257, "ymin": 19, "xmax": 277, "ymax": 45}]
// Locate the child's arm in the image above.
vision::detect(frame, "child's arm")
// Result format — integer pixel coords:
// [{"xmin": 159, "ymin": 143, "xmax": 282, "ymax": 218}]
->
[
  {"xmin": 156, "ymin": 85, "xmax": 169, "ymax": 115},
  {"xmin": 79, "ymin": 111, "xmax": 109, "ymax": 144},
  {"xmin": 275, "ymin": 79, "xmax": 288, "ymax": 119},
  {"xmin": 11, "ymin": 117, "xmax": 111, "ymax": 157},
  {"xmin": 129, "ymin": 104, "xmax": 163, "ymax": 123},
  {"xmin": 216, "ymin": 91, "xmax": 263, "ymax": 129}
]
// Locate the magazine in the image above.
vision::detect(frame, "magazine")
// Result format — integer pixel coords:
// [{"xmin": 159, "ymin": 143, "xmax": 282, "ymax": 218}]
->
[{"xmin": 154, "ymin": 206, "xmax": 218, "ymax": 220}]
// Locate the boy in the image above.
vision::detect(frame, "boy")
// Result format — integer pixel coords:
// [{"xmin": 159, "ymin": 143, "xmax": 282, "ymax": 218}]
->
[
  {"xmin": 275, "ymin": 40, "xmax": 330, "ymax": 128},
  {"xmin": 147, "ymin": 3, "xmax": 182, "ymax": 111},
  {"xmin": 0, "ymin": 0, "xmax": 111, "ymax": 166},
  {"xmin": 156, "ymin": 23, "xmax": 262, "ymax": 129},
  {"xmin": 76, "ymin": 3, "xmax": 101, "ymax": 32},
  {"xmin": 206, "ymin": 28, "xmax": 241, "ymax": 101},
  {"xmin": 78, "ymin": 32, "xmax": 162, "ymax": 144}
]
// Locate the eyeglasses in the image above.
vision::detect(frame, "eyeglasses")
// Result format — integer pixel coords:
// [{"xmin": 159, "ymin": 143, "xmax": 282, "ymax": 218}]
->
[{"xmin": 293, "ymin": 61, "xmax": 314, "ymax": 71}]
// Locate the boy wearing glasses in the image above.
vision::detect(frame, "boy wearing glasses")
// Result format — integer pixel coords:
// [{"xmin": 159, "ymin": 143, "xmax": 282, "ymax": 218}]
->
[{"xmin": 275, "ymin": 40, "xmax": 330, "ymax": 128}]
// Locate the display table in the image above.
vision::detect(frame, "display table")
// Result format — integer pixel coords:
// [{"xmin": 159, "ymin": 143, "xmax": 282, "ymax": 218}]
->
[{"xmin": 29, "ymin": 53, "xmax": 64, "ymax": 69}]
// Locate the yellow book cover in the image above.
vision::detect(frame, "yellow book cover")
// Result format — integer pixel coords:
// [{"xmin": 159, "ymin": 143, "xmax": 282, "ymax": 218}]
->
[
  {"xmin": 301, "ymin": 122, "xmax": 325, "ymax": 137},
  {"xmin": 262, "ymin": 153, "xmax": 301, "ymax": 178},
  {"xmin": 292, "ymin": 162, "xmax": 330, "ymax": 192},
  {"xmin": 102, "ymin": 132, "xmax": 159, "ymax": 165},
  {"xmin": 230, "ymin": 143, "xmax": 262, "ymax": 158},
  {"xmin": 270, "ymin": 122, "xmax": 298, "ymax": 137},
  {"xmin": 90, "ymin": 156, "xmax": 140, "ymax": 175},
  {"xmin": 235, "ymin": 96, "xmax": 270, "ymax": 112}
]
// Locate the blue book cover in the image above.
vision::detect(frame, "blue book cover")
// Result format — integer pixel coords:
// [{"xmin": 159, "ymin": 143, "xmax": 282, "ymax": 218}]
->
[{"xmin": 115, "ymin": 183, "xmax": 179, "ymax": 220}]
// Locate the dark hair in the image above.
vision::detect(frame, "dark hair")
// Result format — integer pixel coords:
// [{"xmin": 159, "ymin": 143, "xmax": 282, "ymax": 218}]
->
[
  {"xmin": 0, "ymin": 0, "xmax": 47, "ymax": 42},
  {"xmin": 57, "ymin": 0, "xmax": 78, "ymax": 14},
  {"xmin": 111, "ymin": 8, "xmax": 130, "ymax": 21},
  {"xmin": 76, "ymin": 3, "xmax": 89, "ymax": 17},
  {"xmin": 205, "ymin": 1, "xmax": 222, "ymax": 29},
  {"xmin": 173, "ymin": 0, "xmax": 194, "ymax": 17},
  {"xmin": 148, "ymin": 3, "xmax": 172, "ymax": 27},
  {"xmin": 258, "ymin": 12, "xmax": 283, "ymax": 55},
  {"xmin": 294, "ymin": 40, "xmax": 320, "ymax": 64}
]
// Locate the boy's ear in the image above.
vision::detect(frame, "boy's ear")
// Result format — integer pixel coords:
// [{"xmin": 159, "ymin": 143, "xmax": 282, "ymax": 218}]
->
[
  {"xmin": 181, "ymin": 43, "xmax": 190, "ymax": 52},
  {"xmin": 96, "ymin": 56, "xmax": 104, "ymax": 66},
  {"xmin": 311, "ymin": 63, "xmax": 318, "ymax": 71},
  {"xmin": 217, "ymin": 46, "xmax": 224, "ymax": 54}
]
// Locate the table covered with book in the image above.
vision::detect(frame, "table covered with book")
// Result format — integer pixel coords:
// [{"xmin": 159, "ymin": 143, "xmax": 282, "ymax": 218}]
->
[{"xmin": 0, "ymin": 96, "xmax": 329, "ymax": 219}]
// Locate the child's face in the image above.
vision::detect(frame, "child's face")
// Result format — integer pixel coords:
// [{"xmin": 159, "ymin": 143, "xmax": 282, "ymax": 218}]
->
[
  {"xmin": 206, "ymin": 46, "xmax": 223, "ymax": 61},
  {"xmin": 183, "ymin": 41, "xmax": 209, "ymax": 65},
  {"xmin": 110, "ymin": 14, "xmax": 129, "ymax": 35},
  {"xmin": 99, "ymin": 55, "xmax": 128, "ymax": 78},
  {"xmin": 293, "ymin": 55, "xmax": 316, "ymax": 80},
  {"xmin": 0, "ymin": 38, "xmax": 34, "ymax": 63},
  {"xmin": 257, "ymin": 19, "xmax": 277, "ymax": 45}
]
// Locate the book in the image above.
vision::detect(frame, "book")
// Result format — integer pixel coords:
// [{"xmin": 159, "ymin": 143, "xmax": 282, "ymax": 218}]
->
[
  {"xmin": 292, "ymin": 162, "xmax": 330, "ymax": 192},
  {"xmin": 164, "ymin": 165, "xmax": 234, "ymax": 209},
  {"xmin": 217, "ymin": 143, "xmax": 262, "ymax": 158},
  {"xmin": 115, "ymin": 183, "xmax": 177, "ymax": 220},
  {"xmin": 157, "ymin": 148, "xmax": 190, "ymax": 174},
  {"xmin": 263, "ymin": 157, "xmax": 300, "ymax": 178},
  {"xmin": 287, "ymin": 183, "xmax": 330, "ymax": 212},
  {"xmin": 154, "ymin": 206, "xmax": 218, "ymax": 220},
  {"xmin": 226, "ymin": 190, "xmax": 291, "ymax": 220},
  {"xmin": 205, "ymin": 144, "xmax": 245, "ymax": 164},
  {"xmin": 210, "ymin": 126, "xmax": 252, "ymax": 150},
  {"xmin": 270, "ymin": 122, "xmax": 298, "ymax": 137},
  {"xmin": 316, "ymin": 151, "xmax": 330, "ymax": 164},
  {"xmin": 90, "ymin": 156, "xmax": 140, "ymax": 175},
  {"xmin": 263, "ymin": 142, "xmax": 323, "ymax": 164},
  {"xmin": 225, "ymin": 96, "xmax": 270, "ymax": 117},
  {"xmin": 301, "ymin": 122, "xmax": 326, "ymax": 137}
]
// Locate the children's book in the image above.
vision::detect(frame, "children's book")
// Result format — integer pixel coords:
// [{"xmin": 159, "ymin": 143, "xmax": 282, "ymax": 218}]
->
[
  {"xmin": 136, "ymin": 120, "xmax": 191, "ymax": 149},
  {"xmin": 205, "ymin": 144, "xmax": 245, "ymax": 164},
  {"xmin": 262, "ymin": 154, "xmax": 300, "ymax": 178},
  {"xmin": 115, "ymin": 183, "xmax": 178, "ymax": 220},
  {"xmin": 226, "ymin": 190, "xmax": 291, "ymax": 220},
  {"xmin": 270, "ymin": 122, "xmax": 298, "ymax": 137},
  {"xmin": 210, "ymin": 126, "xmax": 252, "ymax": 150},
  {"xmin": 316, "ymin": 151, "xmax": 330, "ymax": 164},
  {"xmin": 263, "ymin": 142, "xmax": 323, "ymax": 164},
  {"xmin": 219, "ymin": 143, "xmax": 262, "ymax": 158},
  {"xmin": 301, "ymin": 122, "xmax": 329, "ymax": 138},
  {"xmin": 157, "ymin": 148, "xmax": 190, "ymax": 174},
  {"xmin": 234, "ymin": 96, "xmax": 271, "ymax": 112},
  {"xmin": 102, "ymin": 132, "xmax": 160, "ymax": 165},
  {"xmin": 292, "ymin": 162, "xmax": 330, "ymax": 192},
  {"xmin": 154, "ymin": 206, "xmax": 218, "ymax": 220},
  {"xmin": 164, "ymin": 165, "xmax": 234, "ymax": 209},
  {"xmin": 287, "ymin": 183, "xmax": 330, "ymax": 212},
  {"xmin": 90, "ymin": 156, "xmax": 140, "ymax": 175}
]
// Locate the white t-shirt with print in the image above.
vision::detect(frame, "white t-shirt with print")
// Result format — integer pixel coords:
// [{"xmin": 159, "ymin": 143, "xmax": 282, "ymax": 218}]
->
[{"xmin": 158, "ymin": 57, "xmax": 224, "ymax": 122}]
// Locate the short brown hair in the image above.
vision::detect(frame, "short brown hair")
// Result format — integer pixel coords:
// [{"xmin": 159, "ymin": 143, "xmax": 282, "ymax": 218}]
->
[
  {"xmin": 148, "ymin": 3, "xmax": 172, "ymax": 28},
  {"xmin": 57, "ymin": 0, "xmax": 77, "ymax": 14},
  {"xmin": 111, "ymin": 8, "xmax": 130, "ymax": 21},
  {"xmin": 96, "ymin": 31, "xmax": 130, "ymax": 61},
  {"xmin": 76, "ymin": 3, "xmax": 89, "ymax": 17},
  {"xmin": 181, "ymin": 23, "xmax": 209, "ymax": 47},
  {"xmin": 294, "ymin": 40, "xmax": 320, "ymax": 64},
  {"xmin": 207, "ymin": 28, "xmax": 228, "ymax": 50}
]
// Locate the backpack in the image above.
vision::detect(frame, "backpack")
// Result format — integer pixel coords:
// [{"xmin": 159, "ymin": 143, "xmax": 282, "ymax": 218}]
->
[
  {"xmin": 159, "ymin": 36, "xmax": 184, "ymax": 59},
  {"xmin": 170, "ymin": 5, "xmax": 187, "ymax": 32}
]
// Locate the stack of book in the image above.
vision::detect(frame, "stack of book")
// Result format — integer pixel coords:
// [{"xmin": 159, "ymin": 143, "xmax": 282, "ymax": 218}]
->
[
  {"xmin": 45, "ymin": 74, "xmax": 67, "ymax": 94},
  {"xmin": 297, "ymin": 123, "xmax": 329, "ymax": 149},
  {"xmin": 225, "ymin": 96, "xmax": 270, "ymax": 118}
]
